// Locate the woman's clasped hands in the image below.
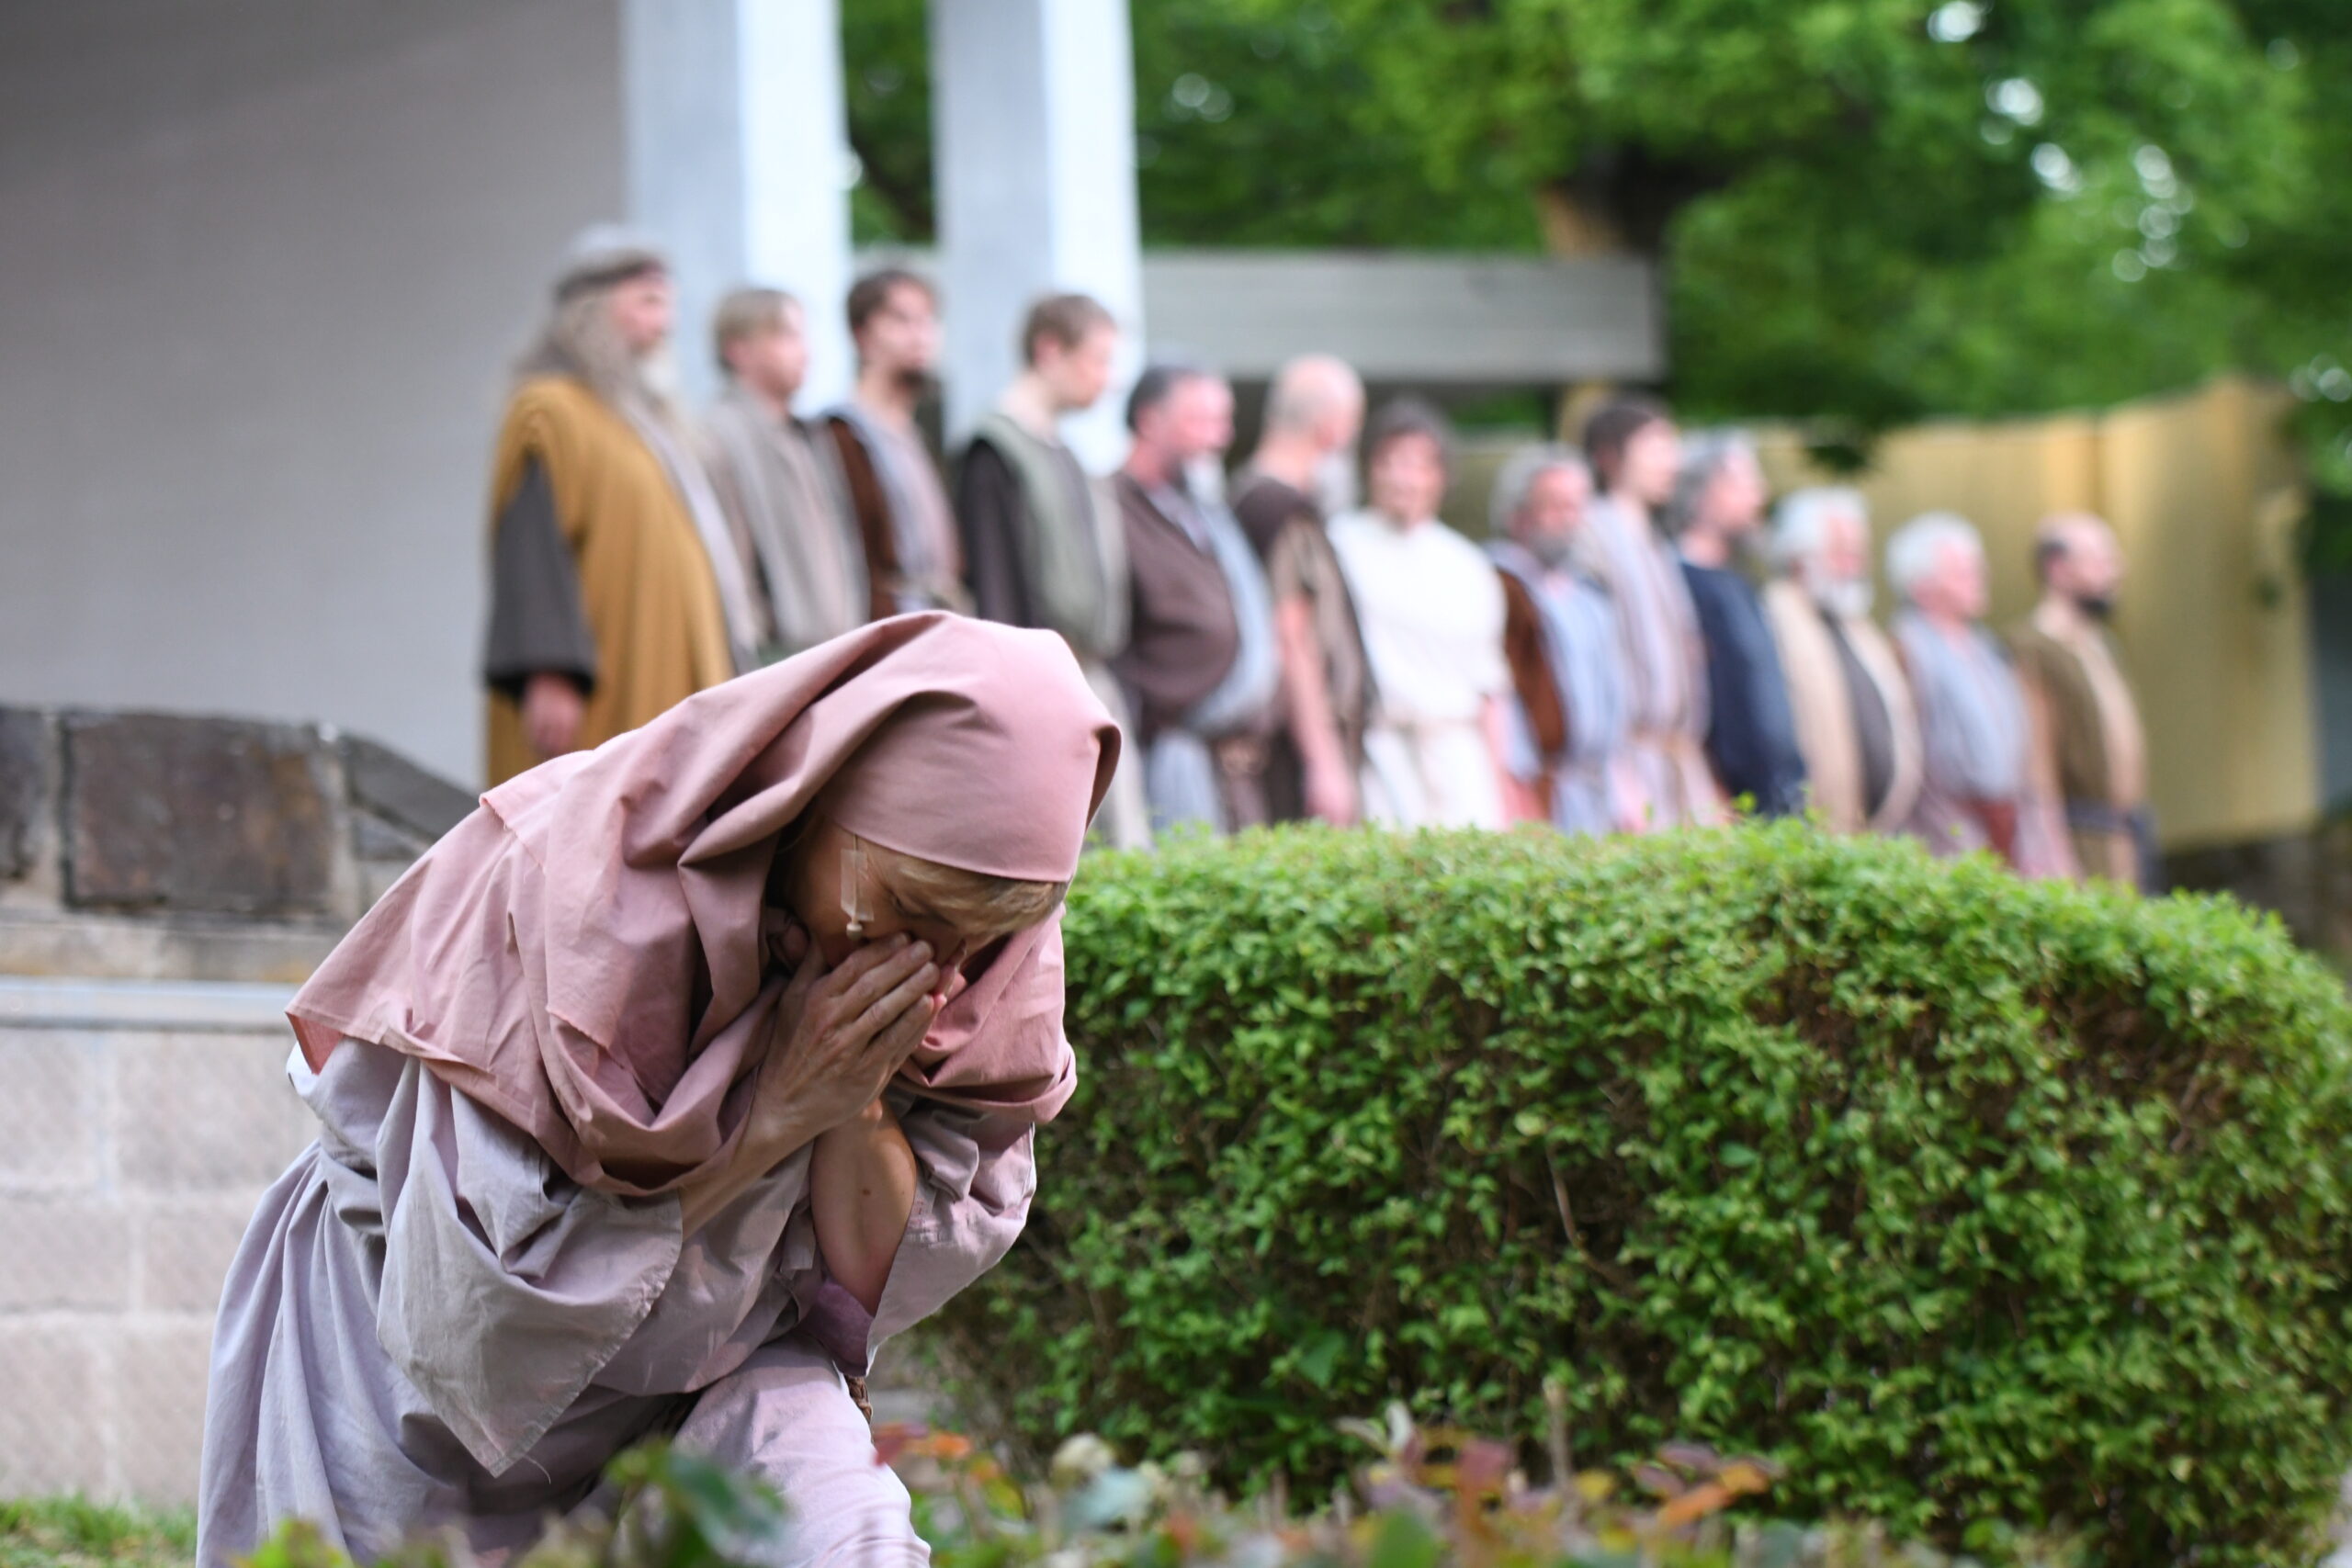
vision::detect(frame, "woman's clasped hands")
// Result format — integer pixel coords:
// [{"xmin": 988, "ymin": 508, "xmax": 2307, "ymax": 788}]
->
[{"xmin": 752, "ymin": 929, "xmax": 942, "ymax": 1142}]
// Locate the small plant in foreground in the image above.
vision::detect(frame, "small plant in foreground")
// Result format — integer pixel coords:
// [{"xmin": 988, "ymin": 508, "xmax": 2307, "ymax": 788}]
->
[
  {"xmin": 881, "ymin": 1395, "xmax": 2080, "ymax": 1568},
  {"xmin": 222, "ymin": 1403, "xmax": 2078, "ymax": 1568}
]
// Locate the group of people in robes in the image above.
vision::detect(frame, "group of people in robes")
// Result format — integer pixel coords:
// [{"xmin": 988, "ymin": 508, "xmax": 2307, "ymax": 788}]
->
[
  {"xmin": 194, "ymin": 223, "xmax": 2172, "ymax": 1567},
  {"xmin": 1467, "ymin": 399, "xmax": 2154, "ymax": 886},
  {"xmin": 478, "ymin": 225, "xmax": 2156, "ymax": 890}
]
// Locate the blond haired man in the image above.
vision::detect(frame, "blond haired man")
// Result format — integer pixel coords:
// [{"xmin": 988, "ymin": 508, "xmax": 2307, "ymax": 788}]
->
[{"xmin": 699, "ymin": 287, "xmax": 867, "ymax": 662}]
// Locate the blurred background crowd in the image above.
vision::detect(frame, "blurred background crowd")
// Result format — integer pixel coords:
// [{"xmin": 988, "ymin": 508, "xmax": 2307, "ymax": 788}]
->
[
  {"xmin": 3, "ymin": 0, "xmax": 2344, "ymax": 907},
  {"xmin": 495, "ymin": 236, "xmax": 2157, "ymax": 888}
]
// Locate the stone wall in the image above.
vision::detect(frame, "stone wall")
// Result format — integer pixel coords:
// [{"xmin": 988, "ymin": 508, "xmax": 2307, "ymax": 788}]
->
[
  {"xmin": 0, "ymin": 707, "xmax": 467, "ymax": 1504},
  {"xmin": 0, "ymin": 976, "xmax": 307, "ymax": 1502},
  {"xmin": 0, "ymin": 707, "xmax": 472, "ymax": 983}
]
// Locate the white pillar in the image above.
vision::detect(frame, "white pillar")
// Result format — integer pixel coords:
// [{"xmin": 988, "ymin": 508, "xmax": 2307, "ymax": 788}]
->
[
  {"xmin": 931, "ymin": 0, "xmax": 1144, "ymax": 470},
  {"xmin": 622, "ymin": 0, "xmax": 855, "ymax": 413}
]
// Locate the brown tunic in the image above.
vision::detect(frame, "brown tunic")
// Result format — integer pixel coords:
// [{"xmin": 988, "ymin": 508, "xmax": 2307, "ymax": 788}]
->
[
  {"xmin": 482, "ymin": 378, "xmax": 733, "ymax": 785},
  {"xmin": 1229, "ymin": 474, "xmax": 1374, "ymax": 823},
  {"xmin": 826, "ymin": 412, "xmax": 967, "ymax": 621},
  {"xmin": 1498, "ymin": 570, "xmax": 1570, "ymax": 761},
  {"xmin": 2007, "ymin": 618, "xmax": 2151, "ymax": 886},
  {"xmin": 1109, "ymin": 473, "xmax": 1238, "ymax": 742},
  {"xmin": 1761, "ymin": 580, "xmax": 1925, "ymax": 835}
]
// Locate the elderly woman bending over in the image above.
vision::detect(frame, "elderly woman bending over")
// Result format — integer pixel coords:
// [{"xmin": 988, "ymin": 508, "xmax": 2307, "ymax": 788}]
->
[{"xmin": 198, "ymin": 615, "xmax": 1119, "ymax": 1567}]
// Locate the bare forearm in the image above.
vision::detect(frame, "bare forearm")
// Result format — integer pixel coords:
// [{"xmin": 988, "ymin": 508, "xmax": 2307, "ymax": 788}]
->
[
  {"xmin": 677, "ymin": 1103, "xmax": 822, "ymax": 1237},
  {"xmin": 1276, "ymin": 599, "xmax": 1349, "ymax": 777},
  {"xmin": 811, "ymin": 1107, "xmax": 918, "ymax": 1314}
]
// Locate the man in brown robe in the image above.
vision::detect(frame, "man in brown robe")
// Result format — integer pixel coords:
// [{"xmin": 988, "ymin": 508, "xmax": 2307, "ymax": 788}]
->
[
  {"xmin": 2008, "ymin": 512, "xmax": 2156, "ymax": 889},
  {"xmin": 697, "ymin": 287, "xmax": 868, "ymax": 663},
  {"xmin": 1761, "ymin": 488, "xmax": 1925, "ymax": 835},
  {"xmin": 1230, "ymin": 354, "xmax": 1374, "ymax": 826},
  {"xmin": 481, "ymin": 228, "xmax": 748, "ymax": 785},
  {"xmin": 1112, "ymin": 365, "xmax": 1280, "ymax": 834},
  {"xmin": 825, "ymin": 269, "xmax": 967, "ymax": 618},
  {"xmin": 954, "ymin": 292, "xmax": 1148, "ymax": 847}
]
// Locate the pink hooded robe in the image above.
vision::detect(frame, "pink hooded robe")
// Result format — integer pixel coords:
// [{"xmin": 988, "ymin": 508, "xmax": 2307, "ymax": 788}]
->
[{"xmin": 197, "ymin": 615, "xmax": 1119, "ymax": 1568}]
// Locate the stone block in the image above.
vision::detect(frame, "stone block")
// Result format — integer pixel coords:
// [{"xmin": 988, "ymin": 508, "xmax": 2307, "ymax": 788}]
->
[
  {"xmin": 357, "ymin": 859, "xmax": 412, "ymax": 912},
  {"xmin": 135, "ymin": 1196, "xmax": 262, "ymax": 1313},
  {"xmin": 115, "ymin": 1322, "xmax": 214, "ymax": 1504},
  {"xmin": 0, "ymin": 1196, "xmax": 130, "ymax": 1309},
  {"xmin": 0, "ymin": 908, "xmax": 340, "ymax": 984},
  {"xmin": 0, "ymin": 1030, "xmax": 98, "ymax": 1189},
  {"xmin": 351, "ymin": 810, "xmax": 428, "ymax": 863},
  {"xmin": 119, "ymin": 1031, "xmax": 311, "ymax": 1191},
  {"xmin": 0, "ymin": 708, "xmax": 51, "ymax": 883},
  {"xmin": 0, "ymin": 1325, "xmax": 106, "ymax": 1495},
  {"xmin": 63, "ymin": 712, "xmax": 338, "ymax": 918},
  {"xmin": 342, "ymin": 733, "xmax": 474, "ymax": 841}
]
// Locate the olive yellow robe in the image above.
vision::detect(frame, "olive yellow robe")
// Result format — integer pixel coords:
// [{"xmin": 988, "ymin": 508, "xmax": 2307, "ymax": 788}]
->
[{"xmin": 484, "ymin": 377, "xmax": 733, "ymax": 784}]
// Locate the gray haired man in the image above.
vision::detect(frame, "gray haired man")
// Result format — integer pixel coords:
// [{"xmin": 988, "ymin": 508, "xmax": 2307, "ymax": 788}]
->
[
  {"xmin": 1486, "ymin": 446, "xmax": 1629, "ymax": 834},
  {"xmin": 1760, "ymin": 488, "xmax": 1923, "ymax": 834},
  {"xmin": 1886, "ymin": 513, "xmax": 2066, "ymax": 874}
]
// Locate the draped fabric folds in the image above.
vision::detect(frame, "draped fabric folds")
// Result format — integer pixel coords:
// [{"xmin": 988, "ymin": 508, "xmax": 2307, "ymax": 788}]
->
[{"xmin": 292, "ymin": 615, "xmax": 1120, "ymax": 1198}]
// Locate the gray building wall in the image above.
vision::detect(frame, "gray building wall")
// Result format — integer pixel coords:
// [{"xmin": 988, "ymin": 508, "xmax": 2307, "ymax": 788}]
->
[
  {"xmin": 0, "ymin": 0, "xmax": 623, "ymax": 787},
  {"xmin": 0, "ymin": 980, "xmax": 311, "ymax": 1503}
]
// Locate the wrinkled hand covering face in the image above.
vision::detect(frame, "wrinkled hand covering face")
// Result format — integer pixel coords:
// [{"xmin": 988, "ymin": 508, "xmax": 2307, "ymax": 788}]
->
[{"xmin": 288, "ymin": 614, "xmax": 1120, "ymax": 1195}]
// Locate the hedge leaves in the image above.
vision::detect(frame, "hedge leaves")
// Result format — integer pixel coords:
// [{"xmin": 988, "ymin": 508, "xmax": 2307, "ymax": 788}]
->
[{"xmin": 936, "ymin": 824, "xmax": 2352, "ymax": 1565}]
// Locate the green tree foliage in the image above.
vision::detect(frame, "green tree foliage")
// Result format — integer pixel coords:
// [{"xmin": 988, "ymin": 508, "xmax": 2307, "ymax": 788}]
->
[
  {"xmin": 842, "ymin": 0, "xmax": 2352, "ymax": 546},
  {"xmin": 935, "ymin": 825, "xmax": 2352, "ymax": 1565}
]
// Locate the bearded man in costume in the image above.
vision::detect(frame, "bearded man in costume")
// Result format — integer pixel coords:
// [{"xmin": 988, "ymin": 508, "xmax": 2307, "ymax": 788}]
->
[
  {"xmin": 481, "ymin": 228, "xmax": 759, "ymax": 784},
  {"xmin": 2008, "ymin": 512, "xmax": 2154, "ymax": 888}
]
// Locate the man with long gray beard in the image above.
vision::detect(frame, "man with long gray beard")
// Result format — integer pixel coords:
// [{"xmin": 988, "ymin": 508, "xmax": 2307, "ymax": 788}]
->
[{"xmin": 481, "ymin": 228, "xmax": 758, "ymax": 785}]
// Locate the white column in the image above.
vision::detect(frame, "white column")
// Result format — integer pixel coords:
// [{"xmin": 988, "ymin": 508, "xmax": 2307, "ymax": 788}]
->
[
  {"xmin": 931, "ymin": 0, "xmax": 1144, "ymax": 470},
  {"xmin": 622, "ymin": 0, "xmax": 855, "ymax": 412}
]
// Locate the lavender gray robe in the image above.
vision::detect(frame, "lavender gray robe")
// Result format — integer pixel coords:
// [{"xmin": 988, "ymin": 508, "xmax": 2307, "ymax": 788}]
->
[{"xmin": 198, "ymin": 1037, "xmax": 1035, "ymax": 1567}]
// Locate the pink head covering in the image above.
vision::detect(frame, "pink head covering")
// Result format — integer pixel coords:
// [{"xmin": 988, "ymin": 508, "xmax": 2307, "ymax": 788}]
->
[{"xmin": 288, "ymin": 615, "xmax": 1119, "ymax": 1196}]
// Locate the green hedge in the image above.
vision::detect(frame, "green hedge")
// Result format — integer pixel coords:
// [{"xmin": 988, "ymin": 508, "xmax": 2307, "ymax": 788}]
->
[{"xmin": 934, "ymin": 824, "xmax": 2352, "ymax": 1565}]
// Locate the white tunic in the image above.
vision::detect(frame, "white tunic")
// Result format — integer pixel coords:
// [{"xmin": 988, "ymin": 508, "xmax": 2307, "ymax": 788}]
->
[{"xmin": 1328, "ymin": 511, "xmax": 1509, "ymax": 829}]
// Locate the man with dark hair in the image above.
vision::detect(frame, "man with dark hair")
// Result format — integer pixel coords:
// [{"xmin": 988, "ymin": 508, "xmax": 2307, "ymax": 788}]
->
[
  {"xmin": 1581, "ymin": 395, "xmax": 1722, "ymax": 829},
  {"xmin": 1111, "ymin": 365, "xmax": 1280, "ymax": 834},
  {"xmin": 697, "ymin": 286, "xmax": 866, "ymax": 662},
  {"xmin": 480, "ymin": 227, "xmax": 751, "ymax": 784},
  {"xmin": 952, "ymin": 292, "xmax": 1148, "ymax": 846},
  {"xmin": 2008, "ymin": 512, "xmax": 2154, "ymax": 888},
  {"xmin": 1329, "ymin": 398, "xmax": 1510, "ymax": 829},
  {"xmin": 1230, "ymin": 355, "xmax": 1374, "ymax": 825},
  {"xmin": 824, "ymin": 268, "xmax": 966, "ymax": 616}
]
